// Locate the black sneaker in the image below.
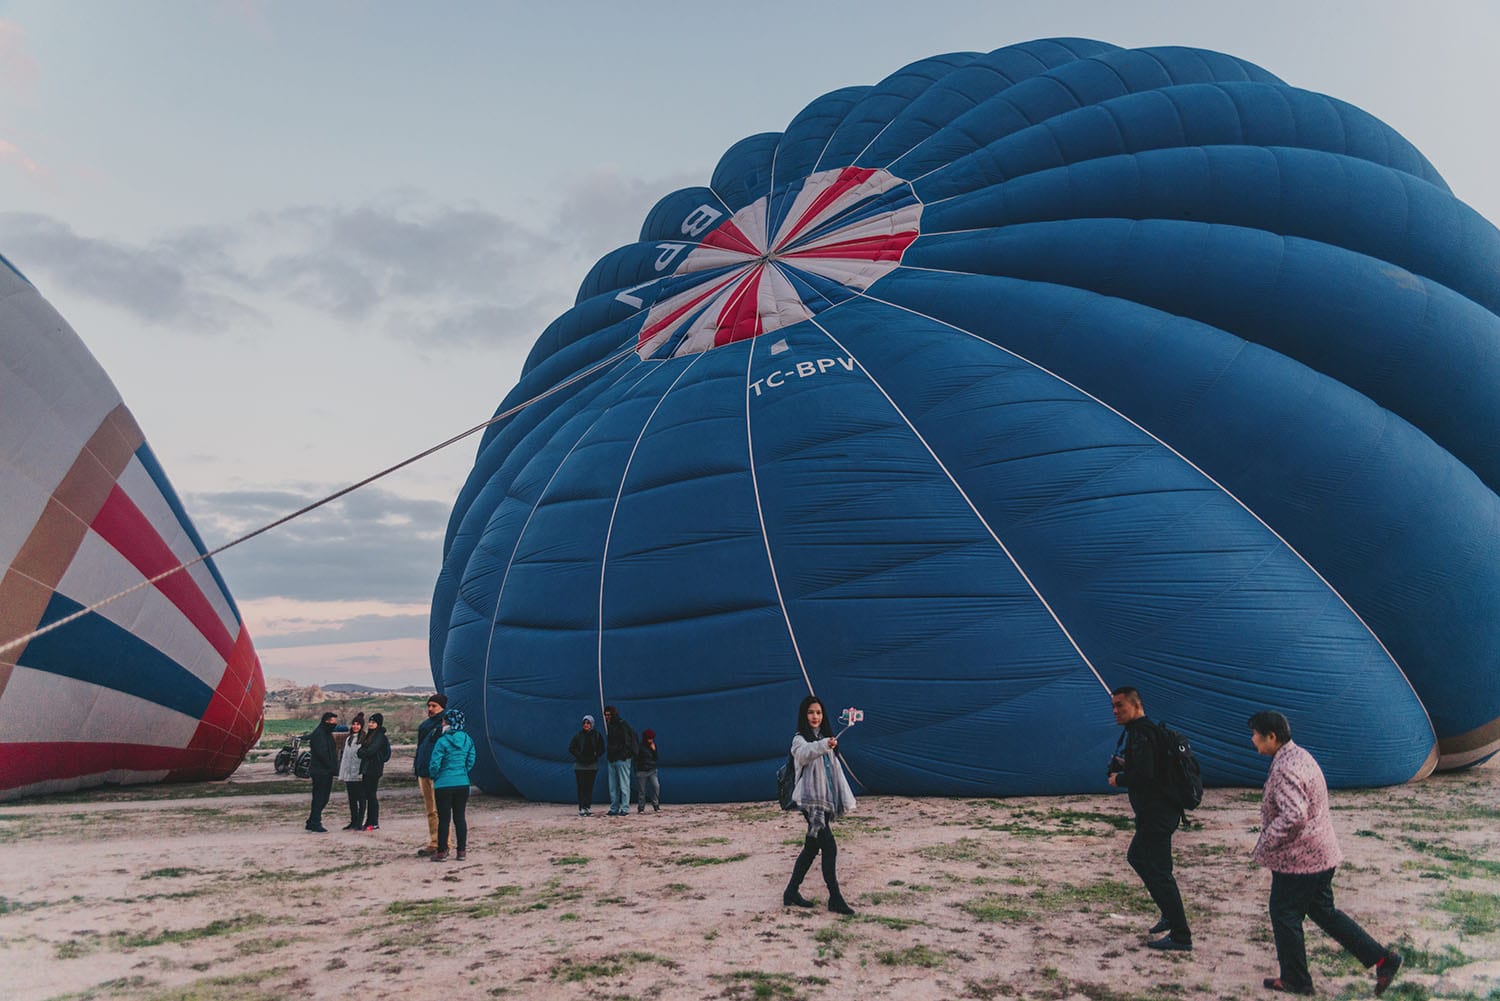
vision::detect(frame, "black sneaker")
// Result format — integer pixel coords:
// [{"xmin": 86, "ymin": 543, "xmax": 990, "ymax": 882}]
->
[
  {"xmin": 1374, "ymin": 951, "xmax": 1402, "ymax": 997},
  {"xmin": 1149, "ymin": 917, "xmax": 1171, "ymax": 935},
  {"xmin": 1147, "ymin": 935, "xmax": 1192, "ymax": 952}
]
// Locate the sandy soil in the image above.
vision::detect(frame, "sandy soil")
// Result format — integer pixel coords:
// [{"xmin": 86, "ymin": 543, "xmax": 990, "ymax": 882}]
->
[{"xmin": 2, "ymin": 758, "xmax": 1497, "ymax": 1001}]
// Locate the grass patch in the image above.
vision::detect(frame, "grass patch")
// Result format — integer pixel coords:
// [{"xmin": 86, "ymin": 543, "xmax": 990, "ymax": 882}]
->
[
  {"xmin": 242, "ymin": 861, "xmax": 366, "ymax": 884},
  {"xmin": 117, "ymin": 914, "xmax": 269, "ymax": 949},
  {"xmin": 551, "ymin": 855, "xmax": 590, "ymax": 866},
  {"xmin": 710, "ymin": 970, "xmax": 830, "ymax": 1000},
  {"xmin": 961, "ymin": 879, "xmax": 1152, "ymax": 924},
  {"xmin": 1400, "ymin": 838, "xmax": 1500, "ymax": 879},
  {"xmin": 876, "ymin": 944, "xmax": 945, "ymax": 967},
  {"xmin": 1439, "ymin": 889, "xmax": 1500, "ymax": 935},
  {"xmin": 386, "ymin": 885, "xmax": 523, "ymax": 921},
  {"xmin": 142, "ymin": 867, "xmax": 202, "ymax": 880},
  {"xmin": 139, "ymin": 965, "xmax": 295, "ymax": 1001},
  {"xmin": 672, "ymin": 852, "xmax": 749, "ymax": 866},
  {"xmin": 551, "ymin": 950, "xmax": 677, "ymax": 981}
]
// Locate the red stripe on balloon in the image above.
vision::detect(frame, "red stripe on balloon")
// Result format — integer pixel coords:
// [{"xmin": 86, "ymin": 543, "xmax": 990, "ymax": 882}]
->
[
  {"xmin": 90, "ymin": 486, "xmax": 236, "ymax": 661},
  {"xmin": 776, "ymin": 166, "xmax": 879, "ymax": 249},
  {"xmin": 784, "ymin": 230, "xmax": 919, "ymax": 263},
  {"xmin": 713, "ymin": 267, "xmax": 765, "ymax": 347},
  {"xmin": 0, "ymin": 740, "xmax": 193, "ymax": 790},
  {"xmin": 700, "ymin": 220, "xmax": 759, "ymax": 256}
]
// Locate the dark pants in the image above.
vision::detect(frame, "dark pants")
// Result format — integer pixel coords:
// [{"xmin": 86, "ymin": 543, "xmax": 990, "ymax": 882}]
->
[
  {"xmin": 635, "ymin": 769, "xmax": 659, "ymax": 808},
  {"xmin": 306, "ymin": 773, "xmax": 333, "ymax": 829},
  {"xmin": 436, "ymin": 785, "xmax": 470, "ymax": 851},
  {"xmin": 363, "ymin": 774, "xmax": 382, "ymax": 827},
  {"xmin": 1270, "ymin": 868, "xmax": 1385, "ymax": 989},
  {"xmin": 1128, "ymin": 808, "xmax": 1190, "ymax": 940},
  {"xmin": 574, "ymin": 769, "xmax": 597, "ymax": 809},
  {"xmin": 344, "ymin": 779, "xmax": 366, "ymax": 828},
  {"xmin": 789, "ymin": 825, "xmax": 842, "ymax": 897}
]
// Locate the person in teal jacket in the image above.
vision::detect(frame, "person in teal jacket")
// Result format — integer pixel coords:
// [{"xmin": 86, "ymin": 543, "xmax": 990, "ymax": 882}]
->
[{"xmin": 428, "ymin": 707, "xmax": 477, "ymax": 861}]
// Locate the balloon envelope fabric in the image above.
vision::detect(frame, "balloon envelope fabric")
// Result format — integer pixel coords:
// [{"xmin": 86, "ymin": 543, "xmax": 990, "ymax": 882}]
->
[
  {"xmin": 432, "ymin": 38, "xmax": 1500, "ymax": 802},
  {"xmin": 0, "ymin": 254, "xmax": 265, "ymax": 801}
]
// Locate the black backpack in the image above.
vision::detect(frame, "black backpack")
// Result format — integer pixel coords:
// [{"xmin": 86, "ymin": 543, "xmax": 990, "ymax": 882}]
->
[
  {"xmin": 1152, "ymin": 720, "xmax": 1204, "ymax": 811},
  {"xmin": 1118, "ymin": 719, "xmax": 1204, "ymax": 811},
  {"xmin": 776, "ymin": 750, "xmax": 797, "ymax": 811}
]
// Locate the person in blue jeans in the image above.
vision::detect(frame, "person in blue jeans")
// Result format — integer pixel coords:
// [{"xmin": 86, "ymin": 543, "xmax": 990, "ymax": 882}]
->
[
  {"xmin": 602, "ymin": 704, "xmax": 637, "ymax": 817},
  {"xmin": 428, "ymin": 707, "xmax": 477, "ymax": 861}
]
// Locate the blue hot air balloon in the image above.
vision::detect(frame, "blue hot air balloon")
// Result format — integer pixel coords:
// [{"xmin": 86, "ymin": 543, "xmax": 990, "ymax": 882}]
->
[{"xmin": 432, "ymin": 38, "xmax": 1500, "ymax": 802}]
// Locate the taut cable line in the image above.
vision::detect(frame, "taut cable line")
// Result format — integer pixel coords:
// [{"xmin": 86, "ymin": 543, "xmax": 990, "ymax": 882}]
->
[{"xmin": 0, "ymin": 341, "xmax": 639, "ymax": 660}]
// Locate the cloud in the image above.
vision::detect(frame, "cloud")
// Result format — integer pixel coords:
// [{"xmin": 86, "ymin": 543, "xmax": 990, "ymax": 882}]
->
[
  {"xmin": 188, "ymin": 483, "xmax": 450, "ymax": 605},
  {"xmin": 2, "ymin": 170, "xmax": 697, "ymax": 349},
  {"xmin": 0, "ymin": 211, "xmax": 265, "ymax": 331}
]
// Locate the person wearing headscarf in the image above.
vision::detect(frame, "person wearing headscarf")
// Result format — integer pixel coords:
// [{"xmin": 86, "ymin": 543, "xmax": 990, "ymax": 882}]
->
[
  {"xmin": 428, "ymin": 707, "xmax": 478, "ymax": 861},
  {"xmin": 337, "ymin": 711, "xmax": 366, "ymax": 830},
  {"xmin": 356, "ymin": 712, "xmax": 391, "ymax": 830},
  {"xmin": 783, "ymin": 694, "xmax": 856, "ymax": 915},
  {"xmin": 568, "ymin": 714, "xmax": 605, "ymax": 817}
]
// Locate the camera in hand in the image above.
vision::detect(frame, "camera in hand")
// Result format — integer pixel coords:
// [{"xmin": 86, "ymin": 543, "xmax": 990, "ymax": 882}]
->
[{"xmin": 1107, "ymin": 754, "xmax": 1125, "ymax": 777}]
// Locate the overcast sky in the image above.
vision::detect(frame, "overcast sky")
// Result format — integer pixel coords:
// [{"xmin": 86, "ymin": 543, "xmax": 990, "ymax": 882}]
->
[{"xmin": 3, "ymin": 1, "xmax": 1497, "ymax": 688}]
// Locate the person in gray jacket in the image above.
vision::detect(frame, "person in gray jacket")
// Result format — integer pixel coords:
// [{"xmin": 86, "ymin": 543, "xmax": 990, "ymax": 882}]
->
[{"xmin": 337, "ymin": 712, "xmax": 366, "ymax": 830}]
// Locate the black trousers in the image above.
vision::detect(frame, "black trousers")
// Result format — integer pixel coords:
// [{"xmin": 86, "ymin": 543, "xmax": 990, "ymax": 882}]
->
[
  {"xmin": 1127, "ymin": 808, "xmax": 1190, "ymax": 939},
  {"xmin": 1270, "ymin": 868, "xmax": 1385, "ymax": 989},
  {"xmin": 789, "ymin": 825, "xmax": 841, "ymax": 893},
  {"xmin": 344, "ymin": 779, "xmax": 366, "ymax": 828},
  {"xmin": 436, "ymin": 786, "xmax": 470, "ymax": 851},
  {"xmin": 306, "ymin": 773, "xmax": 333, "ymax": 828},
  {"xmin": 363, "ymin": 774, "xmax": 382, "ymax": 827},
  {"xmin": 574, "ymin": 769, "xmax": 596, "ymax": 809}
]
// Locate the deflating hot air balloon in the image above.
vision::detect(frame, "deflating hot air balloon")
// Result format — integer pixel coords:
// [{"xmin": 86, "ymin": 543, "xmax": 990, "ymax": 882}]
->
[
  {"xmin": 0, "ymin": 253, "xmax": 264, "ymax": 801},
  {"xmin": 432, "ymin": 38, "xmax": 1500, "ymax": 801}
]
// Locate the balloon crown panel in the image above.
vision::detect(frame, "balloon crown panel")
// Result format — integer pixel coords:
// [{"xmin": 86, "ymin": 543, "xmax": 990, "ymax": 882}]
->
[{"xmin": 433, "ymin": 38, "xmax": 1500, "ymax": 803}]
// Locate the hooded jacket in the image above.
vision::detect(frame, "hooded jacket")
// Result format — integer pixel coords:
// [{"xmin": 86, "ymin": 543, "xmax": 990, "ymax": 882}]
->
[
  {"xmin": 569, "ymin": 722, "xmax": 605, "ymax": 770},
  {"xmin": 429, "ymin": 714, "xmax": 477, "ymax": 790},
  {"xmin": 357, "ymin": 726, "xmax": 391, "ymax": 780},
  {"xmin": 308, "ymin": 720, "xmax": 338, "ymax": 777}
]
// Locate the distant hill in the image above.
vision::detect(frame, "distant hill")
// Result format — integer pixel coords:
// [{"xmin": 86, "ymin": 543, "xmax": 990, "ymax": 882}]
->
[{"xmin": 321, "ymin": 683, "xmax": 429, "ymax": 695}]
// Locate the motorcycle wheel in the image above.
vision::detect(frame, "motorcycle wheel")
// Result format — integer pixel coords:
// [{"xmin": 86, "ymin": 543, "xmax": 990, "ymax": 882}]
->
[
  {"xmin": 274, "ymin": 748, "xmax": 293, "ymax": 774},
  {"xmin": 294, "ymin": 751, "xmax": 312, "ymax": 779}
]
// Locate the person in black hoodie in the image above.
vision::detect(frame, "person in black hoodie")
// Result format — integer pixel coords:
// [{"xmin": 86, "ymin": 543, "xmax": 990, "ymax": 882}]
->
[
  {"xmin": 357, "ymin": 712, "xmax": 392, "ymax": 830},
  {"xmin": 568, "ymin": 715, "xmax": 605, "ymax": 817},
  {"xmin": 602, "ymin": 705, "xmax": 637, "ymax": 817},
  {"xmin": 304, "ymin": 711, "xmax": 339, "ymax": 833}
]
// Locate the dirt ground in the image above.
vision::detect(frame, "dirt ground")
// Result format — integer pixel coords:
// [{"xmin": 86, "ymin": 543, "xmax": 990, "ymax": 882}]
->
[{"xmin": 2, "ymin": 757, "xmax": 1497, "ymax": 1001}]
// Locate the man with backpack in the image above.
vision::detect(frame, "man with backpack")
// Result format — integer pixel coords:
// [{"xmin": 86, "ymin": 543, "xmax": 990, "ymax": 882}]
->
[{"xmin": 1107, "ymin": 685, "xmax": 1193, "ymax": 952}]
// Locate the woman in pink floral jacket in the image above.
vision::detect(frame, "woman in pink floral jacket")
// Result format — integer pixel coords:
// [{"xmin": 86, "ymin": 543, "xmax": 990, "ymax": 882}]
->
[{"xmin": 1249, "ymin": 710, "xmax": 1402, "ymax": 997}]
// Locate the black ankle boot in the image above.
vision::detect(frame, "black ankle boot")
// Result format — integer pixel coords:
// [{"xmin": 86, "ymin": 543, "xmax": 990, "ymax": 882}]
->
[
  {"xmin": 827, "ymin": 887, "xmax": 855, "ymax": 915},
  {"xmin": 783, "ymin": 885, "xmax": 814, "ymax": 907}
]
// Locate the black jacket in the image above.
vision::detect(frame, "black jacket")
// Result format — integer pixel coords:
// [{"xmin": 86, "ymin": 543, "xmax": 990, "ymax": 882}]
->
[
  {"xmin": 635, "ymin": 742, "xmax": 658, "ymax": 773},
  {"xmin": 605, "ymin": 717, "xmax": 638, "ymax": 762},
  {"xmin": 308, "ymin": 721, "xmax": 338, "ymax": 777},
  {"xmin": 569, "ymin": 728, "xmax": 605, "ymax": 768},
  {"xmin": 414, "ymin": 714, "xmax": 443, "ymax": 778},
  {"xmin": 1115, "ymin": 717, "xmax": 1172, "ymax": 816},
  {"xmin": 358, "ymin": 729, "xmax": 392, "ymax": 780}
]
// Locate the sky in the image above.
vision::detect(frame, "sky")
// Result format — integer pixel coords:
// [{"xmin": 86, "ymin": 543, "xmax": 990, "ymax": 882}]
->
[{"xmin": 2, "ymin": 0, "xmax": 1497, "ymax": 689}]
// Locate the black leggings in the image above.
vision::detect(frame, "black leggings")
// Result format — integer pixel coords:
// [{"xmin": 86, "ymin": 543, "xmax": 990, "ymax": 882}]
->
[
  {"xmin": 363, "ymin": 774, "xmax": 381, "ymax": 827},
  {"xmin": 792, "ymin": 826, "xmax": 839, "ymax": 889},
  {"xmin": 574, "ymin": 769, "xmax": 596, "ymax": 809},
  {"xmin": 435, "ymin": 786, "xmax": 470, "ymax": 851}
]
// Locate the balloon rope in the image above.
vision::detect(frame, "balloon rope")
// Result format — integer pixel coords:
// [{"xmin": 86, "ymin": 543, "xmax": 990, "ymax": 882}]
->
[{"xmin": 0, "ymin": 341, "xmax": 640, "ymax": 660}]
